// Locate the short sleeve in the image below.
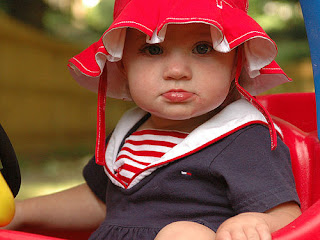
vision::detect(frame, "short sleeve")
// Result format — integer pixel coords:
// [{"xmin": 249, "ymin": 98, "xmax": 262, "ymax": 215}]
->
[
  {"xmin": 210, "ymin": 125, "xmax": 300, "ymax": 214},
  {"xmin": 83, "ymin": 156, "xmax": 109, "ymax": 203}
]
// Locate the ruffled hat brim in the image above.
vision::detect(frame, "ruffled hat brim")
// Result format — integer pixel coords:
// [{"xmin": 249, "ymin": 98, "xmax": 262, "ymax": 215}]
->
[{"xmin": 68, "ymin": 0, "xmax": 291, "ymax": 100}]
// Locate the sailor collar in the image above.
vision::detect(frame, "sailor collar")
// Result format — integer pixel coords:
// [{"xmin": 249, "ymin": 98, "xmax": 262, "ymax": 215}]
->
[{"xmin": 103, "ymin": 99, "xmax": 281, "ymax": 189}]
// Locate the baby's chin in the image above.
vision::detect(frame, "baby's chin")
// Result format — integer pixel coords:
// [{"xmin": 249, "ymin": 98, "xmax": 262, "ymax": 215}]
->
[
  {"xmin": 148, "ymin": 110, "xmax": 218, "ymax": 130},
  {"xmin": 147, "ymin": 106, "xmax": 219, "ymax": 121},
  {"xmin": 148, "ymin": 111, "xmax": 199, "ymax": 121}
]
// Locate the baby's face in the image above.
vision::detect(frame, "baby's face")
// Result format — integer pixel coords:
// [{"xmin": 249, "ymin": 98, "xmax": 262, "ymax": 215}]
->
[{"xmin": 121, "ymin": 24, "xmax": 237, "ymax": 129}]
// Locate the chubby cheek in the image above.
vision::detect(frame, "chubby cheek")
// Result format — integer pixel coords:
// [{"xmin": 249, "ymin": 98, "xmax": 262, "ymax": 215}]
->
[
  {"xmin": 198, "ymin": 81, "xmax": 232, "ymax": 111},
  {"xmin": 127, "ymin": 64, "xmax": 162, "ymax": 95},
  {"xmin": 201, "ymin": 73, "xmax": 232, "ymax": 96},
  {"xmin": 127, "ymin": 77, "xmax": 159, "ymax": 110}
]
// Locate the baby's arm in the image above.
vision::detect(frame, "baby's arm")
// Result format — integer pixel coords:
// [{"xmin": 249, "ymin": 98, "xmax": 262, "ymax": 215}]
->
[
  {"xmin": 215, "ymin": 201, "xmax": 301, "ymax": 240},
  {"xmin": 4, "ymin": 183, "xmax": 106, "ymax": 233}
]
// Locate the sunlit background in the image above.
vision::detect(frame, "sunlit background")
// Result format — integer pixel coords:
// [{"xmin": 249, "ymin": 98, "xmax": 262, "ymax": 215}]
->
[{"xmin": 0, "ymin": 0, "xmax": 313, "ymax": 199}]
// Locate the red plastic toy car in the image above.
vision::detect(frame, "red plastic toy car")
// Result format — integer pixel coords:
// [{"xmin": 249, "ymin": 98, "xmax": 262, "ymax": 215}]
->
[{"xmin": 1, "ymin": 0, "xmax": 319, "ymax": 239}]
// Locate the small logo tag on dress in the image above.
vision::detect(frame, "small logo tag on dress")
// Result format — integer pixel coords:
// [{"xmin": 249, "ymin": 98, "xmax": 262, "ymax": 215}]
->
[{"xmin": 181, "ymin": 171, "xmax": 192, "ymax": 176}]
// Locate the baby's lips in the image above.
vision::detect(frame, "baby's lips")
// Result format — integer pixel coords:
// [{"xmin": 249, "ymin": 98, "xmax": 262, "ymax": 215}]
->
[{"xmin": 162, "ymin": 90, "xmax": 194, "ymax": 102}]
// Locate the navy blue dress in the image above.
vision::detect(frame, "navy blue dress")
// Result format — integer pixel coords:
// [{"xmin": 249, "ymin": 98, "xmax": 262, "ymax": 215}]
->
[{"xmin": 83, "ymin": 122, "xmax": 300, "ymax": 240}]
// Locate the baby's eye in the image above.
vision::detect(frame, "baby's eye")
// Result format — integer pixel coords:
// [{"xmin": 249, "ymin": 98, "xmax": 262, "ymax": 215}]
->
[
  {"xmin": 140, "ymin": 45, "xmax": 163, "ymax": 55},
  {"xmin": 193, "ymin": 43, "xmax": 213, "ymax": 54}
]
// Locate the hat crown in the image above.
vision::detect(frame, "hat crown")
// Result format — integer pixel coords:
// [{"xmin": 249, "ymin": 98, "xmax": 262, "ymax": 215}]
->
[
  {"xmin": 113, "ymin": 0, "xmax": 249, "ymax": 20},
  {"xmin": 113, "ymin": 0, "xmax": 131, "ymax": 19}
]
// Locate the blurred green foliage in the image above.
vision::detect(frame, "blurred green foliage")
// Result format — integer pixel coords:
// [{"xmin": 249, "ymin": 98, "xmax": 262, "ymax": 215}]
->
[
  {"xmin": 44, "ymin": 0, "xmax": 115, "ymax": 44},
  {"xmin": 249, "ymin": 0, "xmax": 309, "ymax": 60}
]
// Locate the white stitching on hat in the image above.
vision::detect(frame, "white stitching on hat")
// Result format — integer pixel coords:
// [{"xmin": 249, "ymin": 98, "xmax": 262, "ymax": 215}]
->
[
  {"xmin": 71, "ymin": 57, "xmax": 101, "ymax": 74},
  {"xmin": 112, "ymin": 21, "xmax": 153, "ymax": 34},
  {"xmin": 262, "ymin": 68, "xmax": 282, "ymax": 70},
  {"xmin": 97, "ymin": 46, "xmax": 107, "ymax": 54},
  {"xmin": 223, "ymin": 0, "xmax": 233, "ymax": 8},
  {"xmin": 217, "ymin": 0, "xmax": 223, "ymax": 9},
  {"xmin": 158, "ymin": 17, "xmax": 223, "ymax": 31},
  {"xmin": 245, "ymin": 0, "xmax": 249, "ymax": 12},
  {"xmin": 71, "ymin": 46, "xmax": 107, "ymax": 74},
  {"xmin": 228, "ymin": 31, "xmax": 267, "ymax": 45},
  {"xmin": 222, "ymin": 0, "xmax": 249, "ymax": 12}
]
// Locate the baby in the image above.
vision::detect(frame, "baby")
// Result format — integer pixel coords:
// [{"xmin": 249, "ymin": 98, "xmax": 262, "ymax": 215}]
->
[{"xmin": 6, "ymin": 0, "xmax": 301, "ymax": 239}]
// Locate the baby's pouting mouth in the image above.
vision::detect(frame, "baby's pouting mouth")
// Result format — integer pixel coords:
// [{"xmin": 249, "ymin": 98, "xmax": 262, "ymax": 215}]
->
[{"xmin": 162, "ymin": 89, "xmax": 194, "ymax": 102}]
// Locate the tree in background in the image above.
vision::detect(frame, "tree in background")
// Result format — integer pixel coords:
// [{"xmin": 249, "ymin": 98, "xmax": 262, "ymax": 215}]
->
[
  {"xmin": 1, "ymin": 0, "xmax": 48, "ymax": 29},
  {"xmin": 43, "ymin": 0, "xmax": 114, "ymax": 44}
]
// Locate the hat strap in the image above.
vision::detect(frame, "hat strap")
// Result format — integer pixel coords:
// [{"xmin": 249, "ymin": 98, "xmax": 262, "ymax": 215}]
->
[
  {"xmin": 235, "ymin": 47, "xmax": 278, "ymax": 150},
  {"xmin": 95, "ymin": 75, "xmax": 108, "ymax": 165}
]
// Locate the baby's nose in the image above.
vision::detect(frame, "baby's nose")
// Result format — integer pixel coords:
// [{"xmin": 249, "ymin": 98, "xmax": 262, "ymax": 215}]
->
[{"xmin": 163, "ymin": 54, "xmax": 192, "ymax": 80}]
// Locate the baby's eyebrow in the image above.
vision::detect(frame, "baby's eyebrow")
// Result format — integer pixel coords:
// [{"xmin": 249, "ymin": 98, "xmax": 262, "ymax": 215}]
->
[
  {"xmin": 133, "ymin": 30, "xmax": 148, "ymax": 41},
  {"xmin": 192, "ymin": 30, "xmax": 213, "ymax": 39},
  {"xmin": 136, "ymin": 34, "xmax": 148, "ymax": 42},
  {"xmin": 126, "ymin": 28, "xmax": 149, "ymax": 42}
]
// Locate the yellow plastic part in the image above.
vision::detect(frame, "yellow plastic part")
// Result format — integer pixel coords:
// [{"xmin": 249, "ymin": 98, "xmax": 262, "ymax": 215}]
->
[{"xmin": 0, "ymin": 172, "xmax": 15, "ymax": 227}]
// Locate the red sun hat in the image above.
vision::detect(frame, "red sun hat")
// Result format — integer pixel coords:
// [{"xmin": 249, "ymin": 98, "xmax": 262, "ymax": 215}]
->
[{"xmin": 68, "ymin": 0, "xmax": 291, "ymax": 165}]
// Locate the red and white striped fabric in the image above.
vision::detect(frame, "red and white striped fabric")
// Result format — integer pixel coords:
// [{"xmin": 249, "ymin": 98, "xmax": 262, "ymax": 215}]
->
[{"xmin": 114, "ymin": 129, "xmax": 188, "ymax": 186}]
